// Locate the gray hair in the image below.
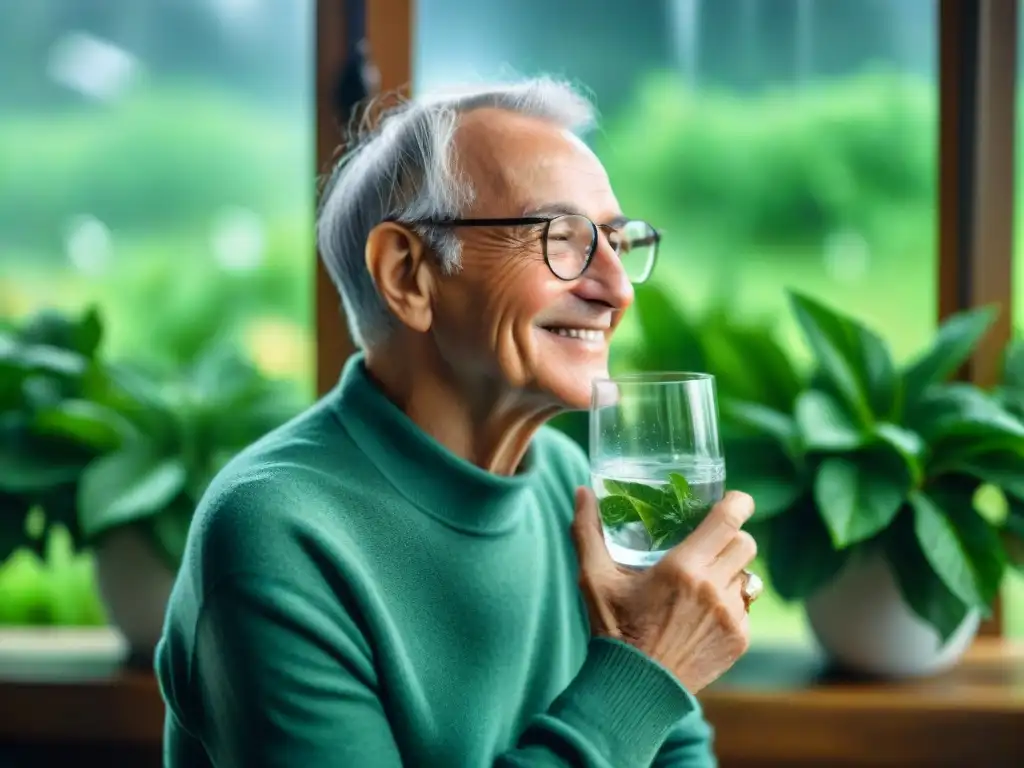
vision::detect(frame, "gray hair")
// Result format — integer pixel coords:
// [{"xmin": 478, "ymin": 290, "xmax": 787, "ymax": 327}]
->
[{"xmin": 316, "ymin": 77, "xmax": 597, "ymax": 350}]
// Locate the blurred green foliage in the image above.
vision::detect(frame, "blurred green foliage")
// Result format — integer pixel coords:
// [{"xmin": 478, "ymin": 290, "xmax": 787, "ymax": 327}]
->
[
  {"xmin": 75, "ymin": 214, "xmax": 314, "ymax": 373},
  {"xmin": 0, "ymin": 527, "xmax": 105, "ymax": 626},
  {"xmin": 0, "ymin": 90, "xmax": 310, "ymax": 255},
  {"xmin": 0, "ymin": 307, "xmax": 108, "ymax": 560},
  {"xmin": 597, "ymin": 70, "xmax": 935, "ymax": 253},
  {"xmin": 0, "ymin": 305, "xmax": 303, "ymax": 625}
]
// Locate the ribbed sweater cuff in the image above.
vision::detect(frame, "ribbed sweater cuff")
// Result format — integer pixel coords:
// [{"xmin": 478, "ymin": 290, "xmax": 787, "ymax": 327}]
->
[{"xmin": 548, "ymin": 637, "xmax": 697, "ymax": 765}]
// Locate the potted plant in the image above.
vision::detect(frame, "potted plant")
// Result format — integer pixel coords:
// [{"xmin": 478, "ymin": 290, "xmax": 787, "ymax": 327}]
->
[
  {"xmin": 725, "ymin": 291, "xmax": 1024, "ymax": 677},
  {"xmin": 52, "ymin": 336, "xmax": 304, "ymax": 664},
  {"xmin": 0, "ymin": 307, "xmax": 115, "ymax": 565}
]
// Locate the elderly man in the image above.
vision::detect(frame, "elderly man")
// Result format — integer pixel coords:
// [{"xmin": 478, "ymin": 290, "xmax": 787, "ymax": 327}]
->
[{"xmin": 155, "ymin": 77, "xmax": 759, "ymax": 767}]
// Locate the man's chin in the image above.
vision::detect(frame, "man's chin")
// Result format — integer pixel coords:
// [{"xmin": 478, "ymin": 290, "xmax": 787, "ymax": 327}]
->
[{"xmin": 537, "ymin": 364, "xmax": 609, "ymax": 411}]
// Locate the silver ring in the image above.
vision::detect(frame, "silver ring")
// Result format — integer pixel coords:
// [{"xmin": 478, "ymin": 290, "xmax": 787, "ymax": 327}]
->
[{"xmin": 741, "ymin": 569, "xmax": 764, "ymax": 608}]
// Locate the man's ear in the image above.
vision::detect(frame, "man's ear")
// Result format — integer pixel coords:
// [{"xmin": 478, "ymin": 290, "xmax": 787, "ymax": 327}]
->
[{"xmin": 365, "ymin": 222, "xmax": 435, "ymax": 334}]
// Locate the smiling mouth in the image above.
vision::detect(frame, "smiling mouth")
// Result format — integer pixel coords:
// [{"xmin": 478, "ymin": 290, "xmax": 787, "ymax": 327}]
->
[{"xmin": 540, "ymin": 326, "xmax": 606, "ymax": 342}]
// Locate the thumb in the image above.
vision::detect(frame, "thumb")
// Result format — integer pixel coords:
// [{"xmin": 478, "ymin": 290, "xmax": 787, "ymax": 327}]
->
[{"xmin": 571, "ymin": 487, "xmax": 614, "ymax": 573}]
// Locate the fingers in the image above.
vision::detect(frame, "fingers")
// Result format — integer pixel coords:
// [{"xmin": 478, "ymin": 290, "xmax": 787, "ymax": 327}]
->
[
  {"xmin": 711, "ymin": 530, "xmax": 758, "ymax": 583},
  {"xmin": 571, "ymin": 487, "xmax": 614, "ymax": 574},
  {"xmin": 672, "ymin": 491, "xmax": 755, "ymax": 562}
]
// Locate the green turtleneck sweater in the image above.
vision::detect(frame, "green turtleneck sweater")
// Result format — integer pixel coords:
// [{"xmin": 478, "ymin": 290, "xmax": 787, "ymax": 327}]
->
[{"xmin": 155, "ymin": 355, "xmax": 715, "ymax": 767}]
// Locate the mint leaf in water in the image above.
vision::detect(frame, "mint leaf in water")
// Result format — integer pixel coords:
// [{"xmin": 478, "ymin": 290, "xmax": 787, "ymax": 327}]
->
[
  {"xmin": 599, "ymin": 495, "xmax": 643, "ymax": 525},
  {"xmin": 668, "ymin": 472, "xmax": 695, "ymax": 506},
  {"xmin": 600, "ymin": 472, "xmax": 713, "ymax": 549},
  {"xmin": 668, "ymin": 472, "xmax": 709, "ymax": 522},
  {"xmin": 604, "ymin": 479, "xmax": 666, "ymax": 509}
]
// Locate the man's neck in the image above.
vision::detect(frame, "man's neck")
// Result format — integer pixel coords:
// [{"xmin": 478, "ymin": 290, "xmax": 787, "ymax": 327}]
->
[{"xmin": 365, "ymin": 342, "xmax": 558, "ymax": 476}]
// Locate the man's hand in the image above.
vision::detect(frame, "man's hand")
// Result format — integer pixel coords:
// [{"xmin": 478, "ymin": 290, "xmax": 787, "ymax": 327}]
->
[{"xmin": 572, "ymin": 488, "xmax": 757, "ymax": 694}]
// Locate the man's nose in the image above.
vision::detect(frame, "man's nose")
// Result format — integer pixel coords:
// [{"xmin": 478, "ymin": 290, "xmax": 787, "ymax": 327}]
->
[{"xmin": 581, "ymin": 235, "xmax": 635, "ymax": 310}]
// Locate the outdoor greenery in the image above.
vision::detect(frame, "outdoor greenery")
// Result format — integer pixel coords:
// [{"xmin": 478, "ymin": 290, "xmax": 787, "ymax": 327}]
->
[
  {"xmin": 4, "ymin": 67, "xmax": 1024, "ymax": 637},
  {"xmin": 0, "ymin": 90, "xmax": 314, "ymax": 376}
]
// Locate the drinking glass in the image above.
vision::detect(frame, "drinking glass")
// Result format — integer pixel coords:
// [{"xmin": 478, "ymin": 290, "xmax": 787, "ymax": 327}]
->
[{"xmin": 590, "ymin": 372, "xmax": 724, "ymax": 568}]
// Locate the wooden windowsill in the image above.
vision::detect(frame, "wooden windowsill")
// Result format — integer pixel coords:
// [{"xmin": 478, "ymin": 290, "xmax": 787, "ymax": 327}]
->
[
  {"xmin": 1, "ymin": 631, "xmax": 1022, "ymax": 766},
  {"xmin": 701, "ymin": 638, "xmax": 1024, "ymax": 766}
]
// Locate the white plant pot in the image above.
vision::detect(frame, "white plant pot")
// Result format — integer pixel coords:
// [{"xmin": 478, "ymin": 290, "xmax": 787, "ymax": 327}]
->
[
  {"xmin": 805, "ymin": 550, "xmax": 980, "ymax": 678},
  {"xmin": 94, "ymin": 525, "xmax": 176, "ymax": 666}
]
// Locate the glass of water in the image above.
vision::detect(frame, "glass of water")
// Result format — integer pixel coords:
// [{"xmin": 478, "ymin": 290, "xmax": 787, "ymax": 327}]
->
[{"xmin": 590, "ymin": 372, "xmax": 724, "ymax": 568}]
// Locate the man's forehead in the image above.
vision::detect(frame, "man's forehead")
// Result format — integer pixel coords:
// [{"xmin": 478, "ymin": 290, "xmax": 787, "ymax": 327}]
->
[{"xmin": 454, "ymin": 110, "xmax": 615, "ymax": 216}]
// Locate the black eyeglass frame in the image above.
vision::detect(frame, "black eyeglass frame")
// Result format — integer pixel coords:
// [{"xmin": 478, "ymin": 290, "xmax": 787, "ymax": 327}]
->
[{"xmin": 389, "ymin": 215, "xmax": 661, "ymax": 283}]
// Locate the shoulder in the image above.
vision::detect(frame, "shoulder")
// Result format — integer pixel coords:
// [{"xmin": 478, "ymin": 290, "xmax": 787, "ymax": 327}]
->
[{"xmin": 184, "ymin": 403, "xmax": 374, "ymax": 591}]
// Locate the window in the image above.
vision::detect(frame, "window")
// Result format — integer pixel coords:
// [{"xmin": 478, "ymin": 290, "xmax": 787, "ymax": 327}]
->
[
  {"xmin": 416, "ymin": 0, "xmax": 939, "ymax": 643},
  {"xmin": 1003, "ymin": 1, "xmax": 1024, "ymax": 640},
  {"xmin": 0, "ymin": 1, "xmax": 315, "ymax": 626}
]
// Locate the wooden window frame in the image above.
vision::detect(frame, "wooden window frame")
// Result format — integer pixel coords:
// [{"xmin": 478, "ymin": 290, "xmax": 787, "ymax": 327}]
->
[
  {"xmin": 315, "ymin": 0, "xmax": 1020, "ymax": 636},
  {"xmin": 940, "ymin": 0, "xmax": 1018, "ymax": 636},
  {"xmin": 315, "ymin": 0, "xmax": 411, "ymax": 395}
]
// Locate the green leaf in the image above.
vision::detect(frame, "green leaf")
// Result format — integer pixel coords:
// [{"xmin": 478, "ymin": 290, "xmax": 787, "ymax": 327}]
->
[
  {"xmin": 667, "ymin": 473, "xmax": 710, "ymax": 529},
  {"xmin": 933, "ymin": 481, "xmax": 1006, "ymax": 606},
  {"xmin": 635, "ymin": 499, "xmax": 681, "ymax": 548},
  {"xmin": 725, "ymin": 437, "xmax": 803, "ymax": 521},
  {"xmin": 909, "ymin": 491, "xmax": 985, "ymax": 609},
  {"xmin": 720, "ymin": 398, "xmax": 796, "ymax": 449},
  {"xmin": 601, "ymin": 475, "xmax": 708, "ymax": 548},
  {"xmin": 668, "ymin": 473, "xmax": 697, "ymax": 509},
  {"xmin": 903, "ymin": 305, "xmax": 998, "ymax": 402},
  {"xmin": 78, "ymin": 448, "xmax": 187, "ymax": 539},
  {"xmin": 96, "ymin": 363, "xmax": 179, "ymax": 442},
  {"xmin": 872, "ymin": 423, "xmax": 926, "ymax": 484},
  {"xmin": 33, "ymin": 399, "xmax": 133, "ymax": 453},
  {"xmin": 759, "ymin": 496, "xmax": 849, "ymax": 601},
  {"xmin": 911, "ymin": 384, "xmax": 1024, "ymax": 452},
  {"xmin": 17, "ymin": 307, "xmax": 99, "ymax": 355},
  {"xmin": 702, "ymin": 321, "xmax": 804, "ymax": 412},
  {"xmin": 0, "ymin": 342, "xmax": 87, "ymax": 379},
  {"xmin": 0, "ymin": 433, "xmax": 87, "ymax": 493},
  {"xmin": 603, "ymin": 479, "xmax": 666, "ymax": 510},
  {"xmin": 795, "ymin": 389, "xmax": 864, "ymax": 451},
  {"xmin": 630, "ymin": 284, "xmax": 707, "ymax": 374},
  {"xmin": 599, "ymin": 495, "xmax": 642, "ymax": 526},
  {"xmin": 814, "ymin": 454, "xmax": 908, "ymax": 548},
  {"xmin": 692, "ymin": 306, "xmax": 804, "ymax": 412},
  {"xmin": 788, "ymin": 291, "xmax": 897, "ymax": 422},
  {"xmin": 943, "ymin": 451, "xmax": 1024, "ymax": 501},
  {"xmin": 887, "ymin": 511, "xmax": 970, "ymax": 643},
  {"xmin": 72, "ymin": 306, "xmax": 103, "ymax": 359}
]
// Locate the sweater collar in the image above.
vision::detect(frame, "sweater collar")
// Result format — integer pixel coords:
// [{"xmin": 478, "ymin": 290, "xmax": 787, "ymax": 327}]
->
[{"xmin": 330, "ymin": 354, "xmax": 539, "ymax": 535}]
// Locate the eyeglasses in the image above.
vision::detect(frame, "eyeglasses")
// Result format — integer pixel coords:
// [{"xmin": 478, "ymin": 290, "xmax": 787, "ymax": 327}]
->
[{"xmin": 399, "ymin": 214, "xmax": 660, "ymax": 284}]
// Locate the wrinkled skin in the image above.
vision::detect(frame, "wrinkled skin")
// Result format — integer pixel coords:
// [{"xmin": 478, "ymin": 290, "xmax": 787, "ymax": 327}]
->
[
  {"xmin": 573, "ymin": 487, "xmax": 757, "ymax": 694},
  {"xmin": 364, "ymin": 109, "xmax": 632, "ymax": 474}
]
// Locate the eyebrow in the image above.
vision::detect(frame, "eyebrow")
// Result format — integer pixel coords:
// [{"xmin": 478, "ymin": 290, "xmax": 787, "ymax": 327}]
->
[{"xmin": 523, "ymin": 202, "xmax": 629, "ymax": 227}]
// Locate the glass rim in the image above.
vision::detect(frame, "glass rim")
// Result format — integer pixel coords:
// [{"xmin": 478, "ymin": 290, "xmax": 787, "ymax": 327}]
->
[{"xmin": 592, "ymin": 371, "xmax": 715, "ymax": 386}]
